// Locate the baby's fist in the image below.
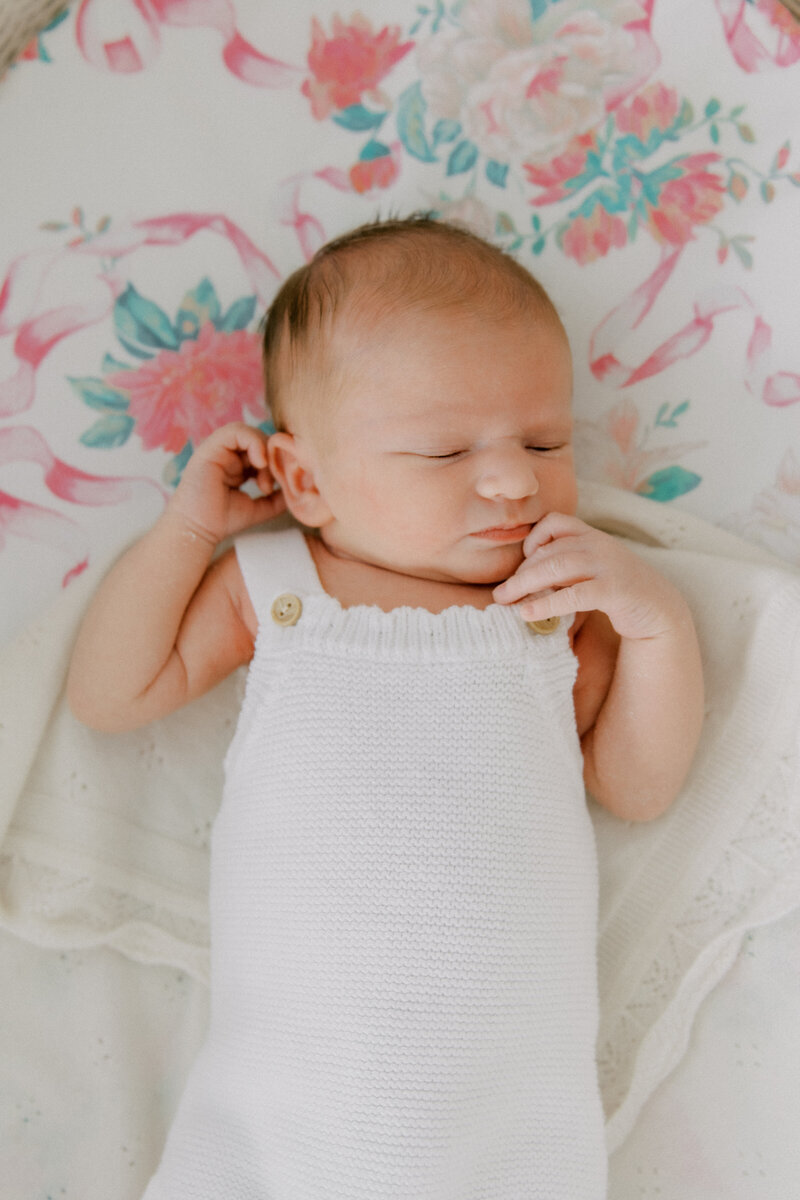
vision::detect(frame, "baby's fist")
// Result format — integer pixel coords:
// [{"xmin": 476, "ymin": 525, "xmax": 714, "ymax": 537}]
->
[{"xmin": 168, "ymin": 423, "xmax": 286, "ymax": 545}]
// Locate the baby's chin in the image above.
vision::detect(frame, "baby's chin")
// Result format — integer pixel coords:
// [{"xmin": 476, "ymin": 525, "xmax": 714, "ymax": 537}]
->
[{"xmin": 460, "ymin": 543, "xmax": 526, "ymax": 587}]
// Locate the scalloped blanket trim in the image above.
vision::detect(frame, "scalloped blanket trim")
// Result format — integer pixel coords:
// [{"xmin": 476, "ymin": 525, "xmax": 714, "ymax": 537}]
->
[{"xmin": 1, "ymin": 481, "xmax": 798, "ymax": 1153}]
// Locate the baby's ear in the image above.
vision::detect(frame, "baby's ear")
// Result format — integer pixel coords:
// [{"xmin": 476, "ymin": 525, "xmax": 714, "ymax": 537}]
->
[{"xmin": 267, "ymin": 432, "xmax": 332, "ymax": 528}]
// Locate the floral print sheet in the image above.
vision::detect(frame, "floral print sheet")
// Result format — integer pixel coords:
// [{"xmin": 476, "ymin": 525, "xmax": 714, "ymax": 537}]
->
[
  {"xmin": 1, "ymin": 2, "xmax": 800, "ymax": 1196},
  {"xmin": 1, "ymin": 0, "xmax": 799, "ymax": 643}
]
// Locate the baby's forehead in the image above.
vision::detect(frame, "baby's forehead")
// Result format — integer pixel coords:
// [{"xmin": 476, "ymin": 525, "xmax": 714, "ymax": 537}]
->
[
  {"xmin": 326, "ymin": 287, "xmax": 568, "ymax": 360},
  {"xmin": 326, "ymin": 305, "xmax": 573, "ymax": 429}
]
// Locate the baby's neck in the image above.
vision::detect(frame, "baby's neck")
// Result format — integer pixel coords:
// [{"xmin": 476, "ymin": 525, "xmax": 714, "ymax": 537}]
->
[{"xmin": 306, "ymin": 535, "xmax": 497, "ymax": 614}]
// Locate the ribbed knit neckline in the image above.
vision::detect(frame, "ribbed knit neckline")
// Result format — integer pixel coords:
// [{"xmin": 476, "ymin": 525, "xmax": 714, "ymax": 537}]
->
[{"xmin": 239, "ymin": 528, "xmax": 573, "ymax": 664}]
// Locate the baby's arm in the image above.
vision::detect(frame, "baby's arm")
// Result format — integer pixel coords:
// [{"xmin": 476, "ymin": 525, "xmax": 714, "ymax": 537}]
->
[
  {"xmin": 493, "ymin": 513, "xmax": 704, "ymax": 821},
  {"xmin": 67, "ymin": 423, "xmax": 285, "ymax": 732}
]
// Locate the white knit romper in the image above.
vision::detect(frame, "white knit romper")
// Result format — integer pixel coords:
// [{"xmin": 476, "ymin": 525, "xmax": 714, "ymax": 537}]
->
[{"xmin": 143, "ymin": 527, "xmax": 607, "ymax": 1200}]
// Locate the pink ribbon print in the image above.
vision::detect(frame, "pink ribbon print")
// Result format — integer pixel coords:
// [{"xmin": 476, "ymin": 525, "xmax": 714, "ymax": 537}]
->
[
  {"xmin": 590, "ymin": 244, "xmax": 800, "ymax": 407},
  {"xmin": 715, "ymin": 0, "xmax": 800, "ymax": 72},
  {"xmin": 75, "ymin": 0, "xmax": 304, "ymax": 85},
  {"xmin": 0, "ymin": 213, "xmax": 281, "ymax": 585},
  {"xmin": 0, "ymin": 427, "xmax": 154, "ymax": 587}
]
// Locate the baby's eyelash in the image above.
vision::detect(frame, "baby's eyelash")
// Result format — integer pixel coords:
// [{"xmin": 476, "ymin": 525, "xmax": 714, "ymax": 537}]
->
[{"xmin": 422, "ymin": 443, "xmax": 567, "ymax": 460}]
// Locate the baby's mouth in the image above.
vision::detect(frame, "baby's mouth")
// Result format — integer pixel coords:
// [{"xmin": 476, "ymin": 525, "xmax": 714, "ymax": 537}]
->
[{"xmin": 471, "ymin": 523, "xmax": 533, "ymax": 543}]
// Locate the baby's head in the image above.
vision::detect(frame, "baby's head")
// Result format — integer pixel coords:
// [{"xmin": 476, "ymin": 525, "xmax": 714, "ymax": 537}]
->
[{"xmin": 263, "ymin": 215, "xmax": 578, "ymax": 586}]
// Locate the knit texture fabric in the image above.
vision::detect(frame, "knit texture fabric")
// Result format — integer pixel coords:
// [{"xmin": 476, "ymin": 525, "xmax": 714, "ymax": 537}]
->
[{"xmin": 143, "ymin": 527, "xmax": 606, "ymax": 1200}]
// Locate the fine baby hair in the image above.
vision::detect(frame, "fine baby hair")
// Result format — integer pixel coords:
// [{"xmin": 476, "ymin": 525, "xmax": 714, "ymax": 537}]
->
[{"xmin": 261, "ymin": 213, "xmax": 566, "ymax": 432}]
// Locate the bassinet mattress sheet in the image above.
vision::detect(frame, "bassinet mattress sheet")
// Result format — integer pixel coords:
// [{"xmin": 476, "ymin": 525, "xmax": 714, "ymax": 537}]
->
[
  {"xmin": 1, "ymin": 0, "xmax": 799, "ymax": 644},
  {"xmin": 1, "ymin": 1, "xmax": 800, "ymax": 1197}
]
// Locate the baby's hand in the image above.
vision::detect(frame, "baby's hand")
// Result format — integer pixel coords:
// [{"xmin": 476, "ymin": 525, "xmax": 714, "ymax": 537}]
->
[
  {"xmin": 492, "ymin": 512, "xmax": 687, "ymax": 641},
  {"xmin": 166, "ymin": 422, "xmax": 286, "ymax": 545}
]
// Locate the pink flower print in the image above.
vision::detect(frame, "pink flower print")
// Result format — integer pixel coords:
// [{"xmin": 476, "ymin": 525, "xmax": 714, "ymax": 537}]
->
[
  {"xmin": 301, "ymin": 14, "xmax": 413, "ymax": 120},
  {"xmin": 604, "ymin": 395, "xmax": 640, "ymax": 459},
  {"xmin": 349, "ymin": 150, "xmax": 400, "ymax": 194},
  {"xmin": 644, "ymin": 153, "xmax": 726, "ymax": 246},
  {"xmin": 727, "ymin": 450, "xmax": 800, "ymax": 563},
  {"xmin": 575, "ymin": 397, "xmax": 705, "ymax": 496},
  {"xmin": 417, "ymin": 0, "xmax": 653, "ymax": 166},
  {"xmin": 615, "ymin": 82, "xmax": 679, "ymax": 141},
  {"xmin": 561, "ymin": 205, "xmax": 628, "ymax": 264},
  {"xmin": 108, "ymin": 324, "xmax": 265, "ymax": 454},
  {"xmin": 18, "ymin": 38, "xmax": 42, "ymax": 62},
  {"xmin": 758, "ymin": 0, "xmax": 800, "ymax": 41},
  {"xmin": 524, "ymin": 131, "xmax": 599, "ymax": 205}
]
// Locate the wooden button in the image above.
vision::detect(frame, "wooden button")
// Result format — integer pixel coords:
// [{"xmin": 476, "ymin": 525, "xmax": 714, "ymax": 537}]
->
[
  {"xmin": 271, "ymin": 593, "xmax": 302, "ymax": 626},
  {"xmin": 526, "ymin": 616, "xmax": 560, "ymax": 635}
]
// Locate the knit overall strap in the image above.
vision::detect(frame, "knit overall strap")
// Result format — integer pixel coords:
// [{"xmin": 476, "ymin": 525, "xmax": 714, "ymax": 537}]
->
[{"xmin": 234, "ymin": 526, "xmax": 322, "ymax": 627}]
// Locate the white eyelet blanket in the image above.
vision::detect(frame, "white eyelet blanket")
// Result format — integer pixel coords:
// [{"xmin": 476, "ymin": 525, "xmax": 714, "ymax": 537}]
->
[
  {"xmin": 2, "ymin": 1, "xmax": 800, "ymax": 1194},
  {"xmin": 2, "ymin": 483, "xmax": 799, "ymax": 1160}
]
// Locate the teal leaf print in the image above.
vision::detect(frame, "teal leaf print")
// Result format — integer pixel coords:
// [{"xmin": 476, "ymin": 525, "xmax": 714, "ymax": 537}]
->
[
  {"xmin": 486, "ymin": 160, "xmax": 509, "ymax": 188},
  {"xmin": 432, "ymin": 119, "xmax": 461, "ymax": 145},
  {"xmin": 397, "ymin": 82, "xmax": 438, "ymax": 163},
  {"xmin": 731, "ymin": 237, "xmax": 754, "ymax": 268},
  {"xmin": 528, "ymin": 0, "xmax": 549, "ymax": 20},
  {"xmin": 359, "ymin": 138, "xmax": 392, "ymax": 161},
  {"xmin": 655, "ymin": 400, "xmax": 689, "ymax": 428},
  {"xmin": 114, "ymin": 285, "xmax": 179, "ymax": 359},
  {"xmin": 577, "ymin": 178, "xmax": 631, "ymax": 219},
  {"xmin": 176, "ymin": 278, "xmax": 221, "ymax": 341},
  {"xmin": 637, "ymin": 466, "xmax": 701, "ymax": 502},
  {"xmin": 219, "ymin": 296, "xmax": 257, "ymax": 333},
  {"xmin": 164, "ymin": 442, "xmax": 193, "ymax": 488},
  {"xmin": 333, "ymin": 104, "xmax": 387, "ymax": 132},
  {"xmin": 80, "ymin": 413, "xmax": 136, "ymax": 449},
  {"xmin": 612, "ymin": 130, "xmax": 668, "ymax": 173},
  {"xmin": 447, "ymin": 139, "xmax": 479, "ymax": 176},
  {"xmin": 102, "ymin": 353, "xmax": 131, "ymax": 373},
  {"xmin": 68, "ymin": 376, "xmax": 130, "ymax": 412}
]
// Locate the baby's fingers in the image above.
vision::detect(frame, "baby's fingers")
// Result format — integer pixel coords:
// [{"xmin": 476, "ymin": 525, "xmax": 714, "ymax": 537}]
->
[
  {"xmin": 493, "ymin": 541, "xmax": 590, "ymax": 605},
  {"xmin": 509, "ymin": 581, "xmax": 595, "ymax": 623},
  {"xmin": 522, "ymin": 511, "xmax": 589, "ymax": 557}
]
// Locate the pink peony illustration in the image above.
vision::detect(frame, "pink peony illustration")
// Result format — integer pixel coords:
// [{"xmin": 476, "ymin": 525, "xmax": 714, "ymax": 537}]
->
[
  {"xmin": 349, "ymin": 150, "xmax": 400, "ymax": 193},
  {"xmin": 302, "ymin": 14, "xmax": 413, "ymax": 120},
  {"xmin": 108, "ymin": 323, "xmax": 265, "ymax": 453},
  {"xmin": 615, "ymin": 82, "xmax": 680, "ymax": 141},
  {"xmin": 417, "ymin": 0, "xmax": 655, "ymax": 166},
  {"xmin": 524, "ymin": 131, "xmax": 599, "ymax": 205},
  {"xmin": 644, "ymin": 153, "xmax": 726, "ymax": 245},
  {"xmin": 561, "ymin": 205, "xmax": 628, "ymax": 264}
]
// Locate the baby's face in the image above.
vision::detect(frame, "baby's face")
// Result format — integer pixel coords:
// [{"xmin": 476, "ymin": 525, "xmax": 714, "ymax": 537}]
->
[{"xmin": 296, "ymin": 306, "xmax": 577, "ymax": 587}]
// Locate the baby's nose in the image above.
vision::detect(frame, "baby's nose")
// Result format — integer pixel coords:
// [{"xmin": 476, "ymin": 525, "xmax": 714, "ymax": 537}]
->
[{"xmin": 474, "ymin": 445, "xmax": 539, "ymax": 501}]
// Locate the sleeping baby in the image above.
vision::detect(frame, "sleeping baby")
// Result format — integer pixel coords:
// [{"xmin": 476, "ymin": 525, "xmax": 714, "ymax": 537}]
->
[{"xmin": 67, "ymin": 215, "xmax": 704, "ymax": 1198}]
